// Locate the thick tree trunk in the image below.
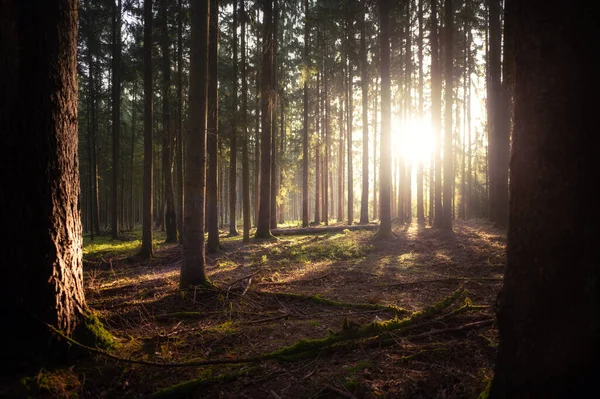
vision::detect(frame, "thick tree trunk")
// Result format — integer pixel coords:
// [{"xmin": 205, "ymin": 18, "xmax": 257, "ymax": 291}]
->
[
  {"xmin": 111, "ymin": 0, "xmax": 122, "ymax": 239},
  {"xmin": 346, "ymin": 11, "xmax": 353, "ymax": 226},
  {"xmin": 324, "ymin": 61, "xmax": 330, "ymax": 225},
  {"xmin": 1, "ymin": 0, "xmax": 98, "ymax": 363},
  {"xmin": 270, "ymin": 0, "xmax": 279, "ymax": 230},
  {"xmin": 181, "ymin": 0, "xmax": 210, "ymax": 286},
  {"xmin": 441, "ymin": 0, "xmax": 453, "ymax": 231},
  {"xmin": 139, "ymin": 0, "xmax": 154, "ymax": 258},
  {"xmin": 490, "ymin": 2, "xmax": 598, "ymax": 396},
  {"xmin": 377, "ymin": 0, "xmax": 392, "ymax": 236},
  {"xmin": 431, "ymin": 0, "xmax": 442, "ymax": 228},
  {"xmin": 487, "ymin": 0, "xmax": 499, "ymax": 223},
  {"xmin": 337, "ymin": 97, "xmax": 345, "ymax": 223},
  {"xmin": 161, "ymin": 0, "xmax": 177, "ymax": 244},
  {"xmin": 254, "ymin": 0, "xmax": 274, "ymax": 238},
  {"xmin": 207, "ymin": 0, "xmax": 220, "ymax": 250}
]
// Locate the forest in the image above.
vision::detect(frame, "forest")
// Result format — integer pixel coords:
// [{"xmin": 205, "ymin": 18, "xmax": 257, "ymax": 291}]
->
[{"xmin": 0, "ymin": 0, "xmax": 597, "ymax": 398}]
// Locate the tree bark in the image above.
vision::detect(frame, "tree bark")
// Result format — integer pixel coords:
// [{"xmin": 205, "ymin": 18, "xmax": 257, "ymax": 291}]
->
[
  {"xmin": 1, "ymin": 0, "xmax": 93, "ymax": 363},
  {"xmin": 302, "ymin": 0, "xmax": 309, "ymax": 228},
  {"xmin": 441, "ymin": 0, "xmax": 453, "ymax": 231},
  {"xmin": 359, "ymin": 10, "xmax": 369, "ymax": 225},
  {"xmin": 416, "ymin": 0, "xmax": 425, "ymax": 225},
  {"xmin": 229, "ymin": 0, "xmax": 239, "ymax": 236},
  {"xmin": 139, "ymin": 0, "xmax": 154, "ymax": 258},
  {"xmin": 176, "ymin": 0, "xmax": 185, "ymax": 241},
  {"xmin": 490, "ymin": 2, "xmax": 598, "ymax": 396},
  {"xmin": 111, "ymin": 0, "xmax": 122, "ymax": 239},
  {"xmin": 207, "ymin": 0, "xmax": 220, "ymax": 250},
  {"xmin": 254, "ymin": 0, "xmax": 274, "ymax": 238},
  {"xmin": 377, "ymin": 0, "xmax": 392, "ymax": 236},
  {"xmin": 346, "ymin": 8, "xmax": 353, "ymax": 226},
  {"xmin": 181, "ymin": 0, "xmax": 210, "ymax": 286},
  {"xmin": 431, "ymin": 0, "xmax": 442, "ymax": 228},
  {"xmin": 270, "ymin": 0, "xmax": 279, "ymax": 230},
  {"xmin": 241, "ymin": 0, "xmax": 251, "ymax": 242}
]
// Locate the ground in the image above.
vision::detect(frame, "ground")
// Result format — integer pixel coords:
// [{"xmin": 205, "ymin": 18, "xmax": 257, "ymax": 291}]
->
[{"xmin": 3, "ymin": 219, "xmax": 505, "ymax": 398}]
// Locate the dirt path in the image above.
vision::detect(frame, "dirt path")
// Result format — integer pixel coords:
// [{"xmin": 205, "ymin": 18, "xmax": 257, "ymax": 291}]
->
[{"xmin": 7, "ymin": 220, "xmax": 505, "ymax": 398}]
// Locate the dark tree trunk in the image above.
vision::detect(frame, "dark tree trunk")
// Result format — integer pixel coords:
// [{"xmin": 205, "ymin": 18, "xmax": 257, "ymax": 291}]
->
[
  {"xmin": 254, "ymin": 0, "xmax": 273, "ymax": 238},
  {"xmin": 270, "ymin": 0, "xmax": 279, "ymax": 230},
  {"xmin": 337, "ymin": 97, "xmax": 345, "ymax": 222},
  {"xmin": 373, "ymin": 77, "xmax": 378, "ymax": 221},
  {"xmin": 176, "ymin": 0, "xmax": 185, "ymax": 241},
  {"xmin": 377, "ymin": 0, "xmax": 392, "ymax": 236},
  {"xmin": 111, "ymin": 0, "xmax": 122, "ymax": 239},
  {"xmin": 229, "ymin": 0, "xmax": 239, "ymax": 236},
  {"xmin": 416, "ymin": 0, "xmax": 425, "ymax": 225},
  {"xmin": 323, "ymin": 57, "xmax": 330, "ymax": 226},
  {"xmin": 314, "ymin": 70, "xmax": 321, "ymax": 224},
  {"xmin": 181, "ymin": 0, "xmax": 210, "ymax": 286},
  {"xmin": 302, "ymin": 0, "xmax": 309, "ymax": 228},
  {"xmin": 254, "ymin": 17, "xmax": 261, "ymax": 227},
  {"xmin": 441, "ymin": 0, "xmax": 453, "ymax": 231},
  {"xmin": 161, "ymin": 0, "xmax": 177, "ymax": 243},
  {"xmin": 431, "ymin": 0, "xmax": 442, "ymax": 228},
  {"xmin": 129, "ymin": 82, "xmax": 136, "ymax": 231},
  {"xmin": 346, "ymin": 9, "xmax": 353, "ymax": 226},
  {"xmin": 490, "ymin": 2, "xmax": 598, "ymax": 396},
  {"xmin": 207, "ymin": 0, "xmax": 220, "ymax": 250},
  {"xmin": 241, "ymin": 0, "xmax": 251, "ymax": 242},
  {"xmin": 1, "ymin": 0, "xmax": 99, "ymax": 363},
  {"xmin": 139, "ymin": 0, "xmax": 154, "ymax": 258},
  {"xmin": 487, "ymin": 0, "xmax": 500, "ymax": 223}
]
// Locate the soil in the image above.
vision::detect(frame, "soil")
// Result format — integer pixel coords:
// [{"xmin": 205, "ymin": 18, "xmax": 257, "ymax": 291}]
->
[{"xmin": 4, "ymin": 219, "xmax": 506, "ymax": 399}]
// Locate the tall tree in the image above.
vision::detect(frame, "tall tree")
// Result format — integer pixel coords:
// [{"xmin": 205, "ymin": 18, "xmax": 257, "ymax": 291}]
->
[
  {"xmin": 431, "ymin": 0, "xmax": 442, "ymax": 228},
  {"xmin": 139, "ymin": 0, "xmax": 154, "ymax": 258},
  {"xmin": 442, "ymin": 0, "xmax": 453, "ymax": 231},
  {"xmin": 346, "ymin": 5, "xmax": 353, "ymax": 226},
  {"xmin": 254, "ymin": 0, "xmax": 274, "ymax": 238},
  {"xmin": 241, "ymin": 0, "xmax": 251, "ymax": 242},
  {"xmin": 377, "ymin": 0, "xmax": 393, "ymax": 237},
  {"xmin": 270, "ymin": 0, "xmax": 279, "ymax": 229},
  {"xmin": 359, "ymin": 8, "xmax": 369, "ymax": 225},
  {"xmin": 302, "ymin": 0, "xmax": 309, "ymax": 228},
  {"xmin": 487, "ymin": 0, "xmax": 500, "ymax": 225},
  {"xmin": 181, "ymin": 0, "xmax": 210, "ymax": 286},
  {"xmin": 207, "ymin": 0, "xmax": 220, "ymax": 250},
  {"xmin": 176, "ymin": 0, "xmax": 185, "ymax": 240},
  {"xmin": 1, "ymin": 0, "xmax": 112, "ymax": 364},
  {"xmin": 416, "ymin": 0, "xmax": 425, "ymax": 225},
  {"xmin": 229, "ymin": 0, "xmax": 239, "ymax": 235},
  {"xmin": 161, "ymin": 0, "xmax": 177, "ymax": 243},
  {"xmin": 111, "ymin": 0, "xmax": 122, "ymax": 239},
  {"xmin": 490, "ymin": 1, "xmax": 598, "ymax": 396}
]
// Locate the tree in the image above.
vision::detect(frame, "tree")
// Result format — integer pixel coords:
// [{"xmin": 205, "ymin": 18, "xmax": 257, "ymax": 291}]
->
[
  {"xmin": 161, "ymin": 0, "xmax": 177, "ymax": 243},
  {"xmin": 441, "ymin": 0, "xmax": 453, "ymax": 231},
  {"xmin": 302, "ymin": 0, "xmax": 309, "ymax": 228},
  {"xmin": 207, "ymin": 0, "xmax": 220, "ymax": 251},
  {"xmin": 346, "ymin": 5, "xmax": 354, "ymax": 226},
  {"xmin": 181, "ymin": 0, "xmax": 210, "ymax": 287},
  {"xmin": 241, "ymin": 0, "xmax": 251, "ymax": 242},
  {"xmin": 139, "ymin": 0, "xmax": 154, "ymax": 258},
  {"xmin": 254, "ymin": 0, "xmax": 274, "ymax": 239},
  {"xmin": 229, "ymin": 0, "xmax": 240, "ymax": 236},
  {"xmin": 1, "ymin": 0, "xmax": 112, "ymax": 365},
  {"xmin": 176, "ymin": 0, "xmax": 185, "ymax": 240},
  {"xmin": 359, "ymin": 7, "xmax": 369, "ymax": 225},
  {"xmin": 431, "ymin": 0, "xmax": 442, "ymax": 228},
  {"xmin": 377, "ymin": 0, "xmax": 393, "ymax": 237},
  {"xmin": 416, "ymin": 0, "xmax": 425, "ymax": 225},
  {"xmin": 111, "ymin": 0, "xmax": 122, "ymax": 239},
  {"xmin": 490, "ymin": 1, "xmax": 597, "ymax": 396}
]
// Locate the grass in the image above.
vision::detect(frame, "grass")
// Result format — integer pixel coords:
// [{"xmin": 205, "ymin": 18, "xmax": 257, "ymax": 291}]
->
[{"xmin": 83, "ymin": 228, "xmax": 167, "ymax": 260}]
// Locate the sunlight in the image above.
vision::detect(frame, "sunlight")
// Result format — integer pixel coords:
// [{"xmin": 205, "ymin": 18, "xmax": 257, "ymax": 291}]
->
[{"xmin": 391, "ymin": 117, "xmax": 434, "ymax": 165}]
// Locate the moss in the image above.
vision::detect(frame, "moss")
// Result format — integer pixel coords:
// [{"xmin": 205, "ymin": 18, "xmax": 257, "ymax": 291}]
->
[
  {"xmin": 270, "ymin": 291, "xmax": 408, "ymax": 313},
  {"xmin": 74, "ymin": 313, "xmax": 115, "ymax": 350},
  {"xmin": 151, "ymin": 367, "xmax": 258, "ymax": 398}
]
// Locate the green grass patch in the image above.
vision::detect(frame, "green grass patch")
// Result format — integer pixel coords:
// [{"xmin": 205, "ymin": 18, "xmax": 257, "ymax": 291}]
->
[{"xmin": 83, "ymin": 228, "xmax": 166, "ymax": 260}]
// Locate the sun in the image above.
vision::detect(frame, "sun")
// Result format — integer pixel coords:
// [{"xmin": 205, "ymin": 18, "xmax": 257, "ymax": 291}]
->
[{"xmin": 391, "ymin": 117, "xmax": 434, "ymax": 165}]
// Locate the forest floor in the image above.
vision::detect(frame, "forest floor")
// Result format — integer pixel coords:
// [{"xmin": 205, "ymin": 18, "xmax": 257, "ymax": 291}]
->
[{"xmin": 6, "ymin": 220, "xmax": 506, "ymax": 399}]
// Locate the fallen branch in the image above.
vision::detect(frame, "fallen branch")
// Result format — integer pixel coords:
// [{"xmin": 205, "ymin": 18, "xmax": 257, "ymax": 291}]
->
[{"xmin": 406, "ymin": 318, "xmax": 494, "ymax": 340}]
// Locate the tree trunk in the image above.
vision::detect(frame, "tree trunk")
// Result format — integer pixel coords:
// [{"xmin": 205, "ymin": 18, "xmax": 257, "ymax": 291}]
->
[
  {"xmin": 241, "ymin": 0, "xmax": 251, "ymax": 242},
  {"xmin": 1, "ymin": 0, "xmax": 107, "ymax": 364},
  {"xmin": 86, "ymin": 18, "xmax": 101, "ymax": 237},
  {"xmin": 416, "ymin": 0, "xmax": 425, "ymax": 225},
  {"xmin": 377, "ymin": 0, "xmax": 392, "ymax": 236},
  {"xmin": 441, "ymin": 0, "xmax": 453, "ymax": 231},
  {"xmin": 207, "ymin": 0, "xmax": 220, "ymax": 250},
  {"xmin": 181, "ymin": 0, "xmax": 210, "ymax": 286},
  {"xmin": 337, "ymin": 96, "xmax": 345, "ymax": 222},
  {"xmin": 270, "ymin": 0, "xmax": 279, "ymax": 230},
  {"xmin": 431, "ymin": 0, "xmax": 442, "ymax": 228},
  {"xmin": 302, "ymin": 0, "xmax": 309, "ymax": 228},
  {"xmin": 490, "ymin": 2, "xmax": 598, "ymax": 396},
  {"xmin": 254, "ymin": 0, "xmax": 274, "ymax": 238},
  {"xmin": 130, "ymin": 82, "xmax": 136, "ymax": 231},
  {"xmin": 346, "ymin": 9, "xmax": 353, "ymax": 226},
  {"xmin": 359, "ymin": 11, "xmax": 369, "ymax": 225},
  {"xmin": 139, "ymin": 0, "xmax": 154, "ymax": 258},
  {"xmin": 111, "ymin": 0, "xmax": 122, "ymax": 239},
  {"xmin": 229, "ymin": 0, "xmax": 239, "ymax": 236},
  {"xmin": 176, "ymin": 0, "xmax": 185, "ymax": 241},
  {"xmin": 373, "ymin": 77, "xmax": 378, "ymax": 221},
  {"xmin": 161, "ymin": 0, "xmax": 177, "ymax": 243},
  {"xmin": 314, "ymin": 70, "xmax": 321, "ymax": 224},
  {"xmin": 254, "ymin": 18, "xmax": 261, "ymax": 227}
]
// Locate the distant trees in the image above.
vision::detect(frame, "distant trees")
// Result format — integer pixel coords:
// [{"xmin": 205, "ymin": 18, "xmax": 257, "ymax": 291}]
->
[{"xmin": 490, "ymin": 1, "xmax": 597, "ymax": 396}]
